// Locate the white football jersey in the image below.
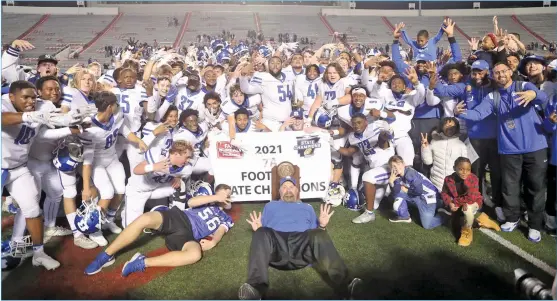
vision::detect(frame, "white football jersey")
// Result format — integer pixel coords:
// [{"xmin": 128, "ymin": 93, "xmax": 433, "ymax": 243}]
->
[
  {"xmin": 365, "ymin": 145, "xmax": 396, "ymax": 169},
  {"xmin": 221, "ymin": 94, "xmax": 262, "ymax": 121},
  {"xmin": 175, "ymin": 87, "xmax": 206, "ymax": 114},
  {"xmin": 282, "ymin": 65, "xmax": 305, "ymax": 83},
  {"xmin": 317, "ymin": 78, "xmax": 349, "ymax": 108},
  {"xmin": 128, "ymin": 144, "xmax": 193, "ymax": 191},
  {"xmin": 383, "ymin": 84, "xmax": 425, "ymax": 138},
  {"xmin": 141, "ymin": 122, "xmax": 178, "ymax": 157},
  {"xmin": 61, "ymin": 87, "xmax": 95, "ymax": 110},
  {"xmin": 28, "ymin": 99, "xmax": 74, "ymax": 162},
  {"xmin": 347, "ymin": 124, "xmax": 382, "ymax": 163},
  {"xmin": 239, "ymin": 72, "xmax": 294, "ymax": 122},
  {"xmin": 110, "ymin": 87, "xmax": 147, "ymax": 133},
  {"xmin": 1, "ymin": 97, "xmax": 56, "ymax": 169},
  {"xmin": 80, "ymin": 110, "xmax": 127, "ymax": 165},
  {"xmin": 294, "ymin": 75, "xmax": 320, "ymax": 115},
  {"xmin": 337, "ymin": 98, "xmax": 384, "ymax": 128},
  {"xmin": 173, "ymin": 123, "xmax": 209, "ymax": 157}
]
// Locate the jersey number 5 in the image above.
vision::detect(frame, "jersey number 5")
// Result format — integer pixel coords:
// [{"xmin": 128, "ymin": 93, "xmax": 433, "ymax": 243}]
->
[
  {"xmin": 277, "ymin": 85, "xmax": 292, "ymax": 102},
  {"xmin": 198, "ymin": 207, "xmax": 220, "ymax": 231}
]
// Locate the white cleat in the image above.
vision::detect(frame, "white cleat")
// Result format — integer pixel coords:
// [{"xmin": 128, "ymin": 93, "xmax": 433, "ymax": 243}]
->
[
  {"xmin": 102, "ymin": 221, "xmax": 122, "ymax": 234},
  {"xmin": 44, "ymin": 226, "xmax": 73, "ymax": 243},
  {"xmin": 352, "ymin": 211, "xmax": 376, "ymax": 224},
  {"xmin": 32, "ymin": 251, "xmax": 60, "ymax": 270},
  {"xmin": 88, "ymin": 231, "xmax": 108, "ymax": 247},
  {"xmin": 74, "ymin": 235, "xmax": 99, "ymax": 249}
]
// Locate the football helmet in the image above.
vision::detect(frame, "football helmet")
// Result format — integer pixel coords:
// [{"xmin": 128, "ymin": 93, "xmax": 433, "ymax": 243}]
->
[
  {"xmin": 1, "ymin": 236, "xmax": 32, "ymax": 271},
  {"xmin": 324, "ymin": 183, "xmax": 346, "ymax": 207},
  {"xmin": 189, "ymin": 180, "xmax": 214, "ymax": 197},
  {"xmin": 343, "ymin": 188, "xmax": 366, "ymax": 211},
  {"xmin": 53, "ymin": 136, "xmax": 84, "ymax": 173},
  {"xmin": 74, "ymin": 199, "xmax": 103, "ymax": 235},
  {"xmin": 312, "ymin": 107, "xmax": 337, "ymax": 129}
]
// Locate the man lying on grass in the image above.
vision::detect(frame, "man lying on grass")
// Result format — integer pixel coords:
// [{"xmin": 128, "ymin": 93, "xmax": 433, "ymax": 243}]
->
[
  {"xmin": 238, "ymin": 176, "xmax": 362, "ymax": 300},
  {"xmin": 84, "ymin": 184, "xmax": 234, "ymax": 277}
]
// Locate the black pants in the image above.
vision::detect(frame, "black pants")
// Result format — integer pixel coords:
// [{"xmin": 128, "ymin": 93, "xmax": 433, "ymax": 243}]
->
[
  {"xmin": 501, "ymin": 149, "xmax": 548, "ymax": 230},
  {"xmin": 547, "ymin": 164, "xmax": 556, "ymax": 217},
  {"xmin": 470, "ymin": 138, "xmax": 502, "ymax": 207},
  {"xmin": 247, "ymin": 227, "xmax": 351, "ymax": 296},
  {"xmin": 409, "ymin": 118, "xmax": 440, "ymax": 177}
]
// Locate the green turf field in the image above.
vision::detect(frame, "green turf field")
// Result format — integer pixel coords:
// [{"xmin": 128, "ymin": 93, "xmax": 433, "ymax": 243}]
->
[{"xmin": 2, "ymin": 202, "xmax": 556, "ymax": 300}]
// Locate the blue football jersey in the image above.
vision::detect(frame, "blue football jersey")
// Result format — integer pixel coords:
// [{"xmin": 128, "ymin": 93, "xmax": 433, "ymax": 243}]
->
[{"xmin": 183, "ymin": 205, "xmax": 234, "ymax": 240}]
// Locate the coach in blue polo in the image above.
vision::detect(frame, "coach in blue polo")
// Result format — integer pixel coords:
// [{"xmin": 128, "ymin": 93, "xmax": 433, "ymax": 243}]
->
[
  {"xmin": 455, "ymin": 61, "xmax": 548, "ymax": 243},
  {"xmin": 238, "ymin": 176, "xmax": 362, "ymax": 299}
]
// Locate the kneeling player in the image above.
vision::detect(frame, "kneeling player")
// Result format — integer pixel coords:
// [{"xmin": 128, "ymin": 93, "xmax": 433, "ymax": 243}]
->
[
  {"xmin": 85, "ymin": 184, "xmax": 234, "ymax": 276},
  {"xmin": 121, "ymin": 140, "xmax": 194, "ymax": 228}
]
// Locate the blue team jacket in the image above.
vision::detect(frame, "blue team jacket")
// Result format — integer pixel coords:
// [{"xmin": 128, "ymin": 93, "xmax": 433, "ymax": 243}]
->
[{"xmin": 459, "ymin": 81, "xmax": 548, "ymax": 154}]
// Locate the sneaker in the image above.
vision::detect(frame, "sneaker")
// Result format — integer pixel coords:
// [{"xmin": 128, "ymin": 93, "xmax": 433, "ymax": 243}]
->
[
  {"xmin": 44, "ymin": 226, "xmax": 73, "ymax": 243},
  {"xmin": 32, "ymin": 251, "xmax": 60, "ymax": 270},
  {"xmin": 122, "ymin": 252, "xmax": 146, "ymax": 277},
  {"xmin": 501, "ymin": 220, "xmax": 519, "ymax": 232},
  {"xmin": 74, "ymin": 235, "xmax": 99, "ymax": 249},
  {"xmin": 102, "ymin": 221, "xmax": 122, "ymax": 234},
  {"xmin": 389, "ymin": 216, "xmax": 412, "ymax": 223},
  {"xmin": 352, "ymin": 211, "xmax": 375, "ymax": 224},
  {"xmin": 476, "ymin": 213, "xmax": 501, "ymax": 231},
  {"xmin": 528, "ymin": 229, "xmax": 541, "ymax": 243},
  {"xmin": 458, "ymin": 227, "xmax": 473, "ymax": 247},
  {"xmin": 495, "ymin": 207, "xmax": 505, "ymax": 223},
  {"xmin": 85, "ymin": 251, "xmax": 115, "ymax": 275},
  {"xmin": 346, "ymin": 278, "xmax": 363, "ymax": 300},
  {"xmin": 88, "ymin": 231, "xmax": 108, "ymax": 247},
  {"xmin": 238, "ymin": 283, "xmax": 262, "ymax": 300}
]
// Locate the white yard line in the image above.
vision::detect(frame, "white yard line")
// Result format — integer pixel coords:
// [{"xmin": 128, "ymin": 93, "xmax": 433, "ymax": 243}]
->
[{"xmin": 479, "ymin": 228, "xmax": 556, "ymax": 276}]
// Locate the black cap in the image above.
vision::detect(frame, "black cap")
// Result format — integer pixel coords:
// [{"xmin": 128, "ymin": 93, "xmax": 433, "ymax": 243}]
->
[
  {"xmin": 187, "ymin": 74, "xmax": 200, "ymax": 83},
  {"xmin": 38, "ymin": 54, "xmax": 58, "ymax": 65}
]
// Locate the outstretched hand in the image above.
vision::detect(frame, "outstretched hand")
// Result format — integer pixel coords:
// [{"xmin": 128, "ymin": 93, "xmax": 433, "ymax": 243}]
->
[
  {"xmin": 246, "ymin": 211, "xmax": 262, "ymax": 232},
  {"xmin": 318, "ymin": 204, "xmax": 335, "ymax": 228}
]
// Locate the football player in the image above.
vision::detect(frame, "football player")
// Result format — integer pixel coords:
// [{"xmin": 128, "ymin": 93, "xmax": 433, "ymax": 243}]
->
[{"xmin": 85, "ymin": 184, "xmax": 234, "ymax": 276}]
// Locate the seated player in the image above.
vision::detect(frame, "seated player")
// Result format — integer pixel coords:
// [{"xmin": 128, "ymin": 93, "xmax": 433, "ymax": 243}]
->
[
  {"xmin": 238, "ymin": 175, "xmax": 362, "ymax": 300},
  {"xmin": 84, "ymin": 184, "xmax": 234, "ymax": 276}
]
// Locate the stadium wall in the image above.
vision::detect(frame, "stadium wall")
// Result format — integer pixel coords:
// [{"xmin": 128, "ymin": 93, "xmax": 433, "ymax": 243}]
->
[
  {"xmin": 2, "ymin": 5, "xmax": 553, "ymax": 17},
  {"xmin": 2, "ymin": 6, "xmax": 118, "ymax": 15},
  {"xmin": 321, "ymin": 6, "xmax": 554, "ymax": 17}
]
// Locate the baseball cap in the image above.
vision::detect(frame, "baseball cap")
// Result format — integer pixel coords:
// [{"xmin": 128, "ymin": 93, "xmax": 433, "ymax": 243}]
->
[
  {"xmin": 280, "ymin": 176, "xmax": 296, "ymax": 187},
  {"xmin": 37, "ymin": 54, "xmax": 58, "ymax": 65},
  {"xmin": 415, "ymin": 53, "xmax": 431, "ymax": 62},
  {"xmin": 518, "ymin": 55, "xmax": 547, "ymax": 75},
  {"xmin": 290, "ymin": 108, "xmax": 304, "ymax": 120},
  {"xmin": 351, "ymin": 87, "xmax": 367, "ymax": 95},
  {"xmin": 471, "ymin": 60, "xmax": 489, "ymax": 71}
]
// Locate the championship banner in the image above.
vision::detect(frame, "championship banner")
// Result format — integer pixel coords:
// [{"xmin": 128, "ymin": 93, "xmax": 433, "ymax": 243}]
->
[{"xmin": 208, "ymin": 131, "xmax": 332, "ymax": 202}]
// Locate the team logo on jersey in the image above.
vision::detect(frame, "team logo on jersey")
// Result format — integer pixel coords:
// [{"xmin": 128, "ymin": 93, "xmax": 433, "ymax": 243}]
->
[
  {"xmin": 294, "ymin": 135, "xmax": 321, "ymax": 158},
  {"xmin": 216, "ymin": 141, "xmax": 243, "ymax": 159}
]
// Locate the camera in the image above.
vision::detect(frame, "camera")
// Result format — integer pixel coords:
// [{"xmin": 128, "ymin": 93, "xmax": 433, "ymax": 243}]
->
[{"xmin": 514, "ymin": 268, "xmax": 554, "ymax": 300}]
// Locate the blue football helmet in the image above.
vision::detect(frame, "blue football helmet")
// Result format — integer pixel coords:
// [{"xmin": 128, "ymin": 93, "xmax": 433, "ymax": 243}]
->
[
  {"xmin": 343, "ymin": 188, "xmax": 365, "ymax": 211},
  {"xmin": 1, "ymin": 235, "xmax": 32, "ymax": 271},
  {"xmin": 216, "ymin": 50, "xmax": 231, "ymax": 65},
  {"xmin": 189, "ymin": 180, "xmax": 214, "ymax": 197},
  {"xmin": 53, "ymin": 136, "xmax": 83, "ymax": 173},
  {"xmin": 313, "ymin": 107, "xmax": 336, "ymax": 129},
  {"xmin": 74, "ymin": 200, "xmax": 102, "ymax": 235},
  {"xmin": 211, "ymin": 39, "xmax": 224, "ymax": 52},
  {"xmin": 234, "ymin": 44, "xmax": 249, "ymax": 57},
  {"xmin": 258, "ymin": 45, "xmax": 272, "ymax": 58}
]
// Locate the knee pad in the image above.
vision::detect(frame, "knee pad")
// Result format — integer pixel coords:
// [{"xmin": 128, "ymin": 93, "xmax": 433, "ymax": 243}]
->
[
  {"xmin": 63, "ymin": 185, "xmax": 77, "ymax": 199},
  {"xmin": 21, "ymin": 205, "xmax": 42, "ymax": 219},
  {"xmin": 98, "ymin": 185, "xmax": 115, "ymax": 200}
]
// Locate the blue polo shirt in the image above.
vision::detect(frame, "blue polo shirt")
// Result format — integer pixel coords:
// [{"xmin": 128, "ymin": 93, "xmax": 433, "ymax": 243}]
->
[{"xmin": 261, "ymin": 200, "xmax": 318, "ymax": 233}]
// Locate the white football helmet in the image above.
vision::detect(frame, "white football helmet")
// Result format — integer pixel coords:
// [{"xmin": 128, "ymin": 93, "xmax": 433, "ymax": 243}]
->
[{"xmin": 324, "ymin": 184, "xmax": 346, "ymax": 207}]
